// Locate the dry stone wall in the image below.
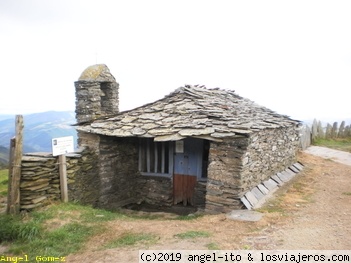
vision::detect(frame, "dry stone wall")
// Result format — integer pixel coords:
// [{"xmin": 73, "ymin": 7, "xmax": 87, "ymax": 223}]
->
[
  {"xmin": 137, "ymin": 177, "xmax": 173, "ymax": 207},
  {"xmin": 75, "ymin": 81, "xmax": 119, "ymax": 124},
  {"xmin": 20, "ymin": 154, "xmax": 59, "ymax": 210},
  {"xmin": 204, "ymin": 126, "xmax": 299, "ymax": 213},
  {"xmin": 97, "ymin": 136, "xmax": 140, "ymax": 209},
  {"xmin": 205, "ymin": 138, "xmax": 248, "ymax": 212},
  {"xmin": 241, "ymin": 127, "xmax": 299, "ymax": 192},
  {"xmin": 19, "ymin": 149, "xmax": 97, "ymax": 211}
]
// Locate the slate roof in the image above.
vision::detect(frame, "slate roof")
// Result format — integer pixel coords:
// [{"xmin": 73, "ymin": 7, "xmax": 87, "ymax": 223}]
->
[{"xmin": 76, "ymin": 85, "xmax": 300, "ymax": 141}]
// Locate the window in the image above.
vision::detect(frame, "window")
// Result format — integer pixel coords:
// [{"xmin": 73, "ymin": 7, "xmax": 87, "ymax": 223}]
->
[{"xmin": 138, "ymin": 138, "xmax": 173, "ymax": 177}]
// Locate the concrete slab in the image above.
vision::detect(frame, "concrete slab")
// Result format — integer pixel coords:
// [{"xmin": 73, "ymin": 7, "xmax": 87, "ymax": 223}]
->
[
  {"xmin": 251, "ymin": 187, "xmax": 265, "ymax": 200},
  {"xmin": 227, "ymin": 210, "xmax": 263, "ymax": 222},
  {"xmin": 263, "ymin": 179, "xmax": 278, "ymax": 191},
  {"xmin": 245, "ymin": 191, "xmax": 258, "ymax": 206},
  {"xmin": 257, "ymin": 184, "xmax": 269, "ymax": 195},
  {"xmin": 271, "ymin": 175, "xmax": 284, "ymax": 186},
  {"xmin": 240, "ymin": 196, "xmax": 252, "ymax": 210}
]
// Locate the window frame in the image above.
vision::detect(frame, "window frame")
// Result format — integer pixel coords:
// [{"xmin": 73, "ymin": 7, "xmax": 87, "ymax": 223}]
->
[{"xmin": 138, "ymin": 138, "xmax": 174, "ymax": 178}]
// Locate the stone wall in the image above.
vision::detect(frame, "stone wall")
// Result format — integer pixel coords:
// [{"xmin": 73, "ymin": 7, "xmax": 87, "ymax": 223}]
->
[
  {"xmin": 19, "ymin": 126, "xmax": 299, "ymax": 213},
  {"xmin": 137, "ymin": 176, "xmax": 173, "ymax": 207},
  {"xmin": 241, "ymin": 127, "xmax": 300, "ymax": 192},
  {"xmin": 204, "ymin": 126, "xmax": 299, "ymax": 213},
  {"xmin": 19, "ymin": 149, "xmax": 97, "ymax": 210},
  {"xmin": 97, "ymin": 136, "xmax": 140, "ymax": 209},
  {"xmin": 75, "ymin": 81, "xmax": 119, "ymax": 123},
  {"xmin": 75, "ymin": 64, "xmax": 119, "ymax": 124},
  {"xmin": 20, "ymin": 154, "xmax": 59, "ymax": 210},
  {"xmin": 205, "ymin": 137, "xmax": 248, "ymax": 213}
]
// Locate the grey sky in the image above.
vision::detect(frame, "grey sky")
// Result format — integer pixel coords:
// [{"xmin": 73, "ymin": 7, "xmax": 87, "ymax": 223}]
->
[{"xmin": 1, "ymin": 0, "xmax": 350, "ymax": 121}]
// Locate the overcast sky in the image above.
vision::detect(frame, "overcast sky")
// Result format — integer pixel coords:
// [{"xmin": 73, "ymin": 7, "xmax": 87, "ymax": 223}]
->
[{"xmin": 1, "ymin": 0, "xmax": 350, "ymax": 121}]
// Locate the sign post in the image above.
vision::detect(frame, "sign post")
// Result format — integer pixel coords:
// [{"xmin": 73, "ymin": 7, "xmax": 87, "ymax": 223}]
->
[{"xmin": 52, "ymin": 136, "xmax": 74, "ymax": 203}]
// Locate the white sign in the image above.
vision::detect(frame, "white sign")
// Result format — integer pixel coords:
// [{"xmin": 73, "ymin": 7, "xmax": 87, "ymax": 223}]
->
[
  {"xmin": 175, "ymin": 140, "xmax": 184, "ymax": 153},
  {"xmin": 52, "ymin": 136, "xmax": 74, "ymax": 156}
]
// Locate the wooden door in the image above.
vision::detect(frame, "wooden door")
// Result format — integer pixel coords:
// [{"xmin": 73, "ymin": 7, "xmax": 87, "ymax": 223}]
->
[{"xmin": 173, "ymin": 138, "xmax": 203, "ymax": 205}]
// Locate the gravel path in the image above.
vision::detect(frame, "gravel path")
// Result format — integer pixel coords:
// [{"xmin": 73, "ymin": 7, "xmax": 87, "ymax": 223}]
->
[{"xmin": 304, "ymin": 145, "xmax": 351, "ymax": 166}]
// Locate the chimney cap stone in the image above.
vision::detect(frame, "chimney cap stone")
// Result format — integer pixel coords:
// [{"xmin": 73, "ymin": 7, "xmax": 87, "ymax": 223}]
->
[{"xmin": 78, "ymin": 64, "xmax": 115, "ymax": 82}]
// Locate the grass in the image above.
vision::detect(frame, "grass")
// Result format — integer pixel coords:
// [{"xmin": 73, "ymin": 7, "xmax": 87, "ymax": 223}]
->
[
  {"xmin": 172, "ymin": 214, "xmax": 203, "ymax": 220},
  {"xmin": 174, "ymin": 230, "xmax": 211, "ymax": 239},
  {"xmin": 256, "ymin": 195, "xmax": 286, "ymax": 214},
  {"xmin": 342, "ymin": 192, "xmax": 351, "ymax": 196},
  {"xmin": 9, "ymin": 222, "xmax": 95, "ymax": 258},
  {"xmin": 103, "ymin": 233, "xmax": 158, "ymax": 248},
  {"xmin": 313, "ymin": 138, "xmax": 351, "ymax": 153},
  {"xmin": 0, "ymin": 202, "xmax": 129, "ymax": 259},
  {"xmin": 1, "ymin": 202, "xmax": 205, "ymax": 258},
  {"xmin": 206, "ymin": 242, "xmax": 220, "ymax": 250},
  {"xmin": 0, "ymin": 214, "xmax": 42, "ymax": 242},
  {"xmin": 0, "ymin": 169, "xmax": 8, "ymax": 197}
]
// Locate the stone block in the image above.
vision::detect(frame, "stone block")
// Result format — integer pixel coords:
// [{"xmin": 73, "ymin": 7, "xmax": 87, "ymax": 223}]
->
[
  {"xmin": 285, "ymin": 169, "xmax": 296, "ymax": 177},
  {"xmin": 271, "ymin": 175, "xmax": 283, "ymax": 186},
  {"xmin": 277, "ymin": 172, "xmax": 290, "ymax": 182},
  {"xmin": 245, "ymin": 191, "xmax": 258, "ymax": 207},
  {"xmin": 257, "ymin": 184, "xmax": 269, "ymax": 195},
  {"xmin": 289, "ymin": 166, "xmax": 299, "ymax": 173},
  {"xmin": 263, "ymin": 179, "xmax": 278, "ymax": 191},
  {"xmin": 240, "ymin": 196, "xmax": 252, "ymax": 210},
  {"xmin": 293, "ymin": 163, "xmax": 304, "ymax": 171},
  {"xmin": 251, "ymin": 187, "xmax": 265, "ymax": 200}
]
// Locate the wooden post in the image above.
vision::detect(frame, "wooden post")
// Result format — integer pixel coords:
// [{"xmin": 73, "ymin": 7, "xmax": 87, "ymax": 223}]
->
[
  {"xmin": 6, "ymin": 138, "xmax": 16, "ymax": 214},
  {"xmin": 7, "ymin": 115, "xmax": 24, "ymax": 215},
  {"xmin": 59, "ymin": 154, "xmax": 68, "ymax": 202}
]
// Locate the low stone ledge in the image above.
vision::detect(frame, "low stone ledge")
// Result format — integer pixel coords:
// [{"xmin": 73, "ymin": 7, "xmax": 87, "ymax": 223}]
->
[{"xmin": 240, "ymin": 162, "xmax": 304, "ymax": 210}]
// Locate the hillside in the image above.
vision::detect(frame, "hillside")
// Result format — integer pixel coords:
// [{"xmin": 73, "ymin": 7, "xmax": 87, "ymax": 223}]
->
[
  {"xmin": 0, "ymin": 111, "xmax": 77, "ymax": 154},
  {"xmin": 0, "ymin": 145, "xmax": 9, "ymax": 169}
]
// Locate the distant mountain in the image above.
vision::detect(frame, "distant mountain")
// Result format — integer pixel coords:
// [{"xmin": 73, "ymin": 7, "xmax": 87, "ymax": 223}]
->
[
  {"xmin": 0, "ymin": 145, "xmax": 9, "ymax": 169},
  {"xmin": 0, "ymin": 115, "xmax": 14, "ymax": 121},
  {"xmin": 0, "ymin": 111, "xmax": 77, "ymax": 153}
]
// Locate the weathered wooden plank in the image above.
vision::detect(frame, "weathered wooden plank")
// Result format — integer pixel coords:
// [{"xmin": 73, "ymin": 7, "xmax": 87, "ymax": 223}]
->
[
  {"xmin": 173, "ymin": 174, "xmax": 196, "ymax": 205},
  {"xmin": 6, "ymin": 138, "xmax": 15, "ymax": 214},
  {"xmin": 161, "ymin": 142, "xmax": 165, "ymax": 174},
  {"xmin": 8, "ymin": 115, "xmax": 23, "ymax": 215}
]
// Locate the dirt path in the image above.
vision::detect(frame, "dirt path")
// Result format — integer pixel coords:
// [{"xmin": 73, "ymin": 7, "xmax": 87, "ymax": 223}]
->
[
  {"xmin": 65, "ymin": 149, "xmax": 351, "ymax": 262},
  {"xmin": 304, "ymin": 145, "xmax": 351, "ymax": 166}
]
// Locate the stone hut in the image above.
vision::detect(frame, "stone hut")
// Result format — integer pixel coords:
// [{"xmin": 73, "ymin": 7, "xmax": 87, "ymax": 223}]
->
[{"xmin": 74, "ymin": 64, "xmax": 301, "ymax": 213}]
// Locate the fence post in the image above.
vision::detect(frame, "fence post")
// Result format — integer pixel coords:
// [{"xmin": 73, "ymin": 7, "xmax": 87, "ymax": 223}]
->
[
  {"xmin": 6, "ymin": 138, "xmax": 16, "ymax": 214},
  {"xmin": 7, "ymin": 115, "xmax": 24, "ymax": 215},
  {"xmin": 59, "ymin": 154, "xmax": 68, "ymax": 202}
]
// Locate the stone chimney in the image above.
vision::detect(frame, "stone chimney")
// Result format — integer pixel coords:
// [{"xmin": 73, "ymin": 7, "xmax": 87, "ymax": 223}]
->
[{"xmin": 75, "ymin": 64, "xmax": 119, "ymax": 123}]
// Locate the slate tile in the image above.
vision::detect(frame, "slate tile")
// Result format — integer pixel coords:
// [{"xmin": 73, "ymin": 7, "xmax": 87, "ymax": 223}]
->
[
  {"xmin": 245, "ymin": 191, "xmax": 258, "ymax": 207},
  {"xmin": 251, "ymin": 187, "xmax": 265, "ymax": 200}
]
